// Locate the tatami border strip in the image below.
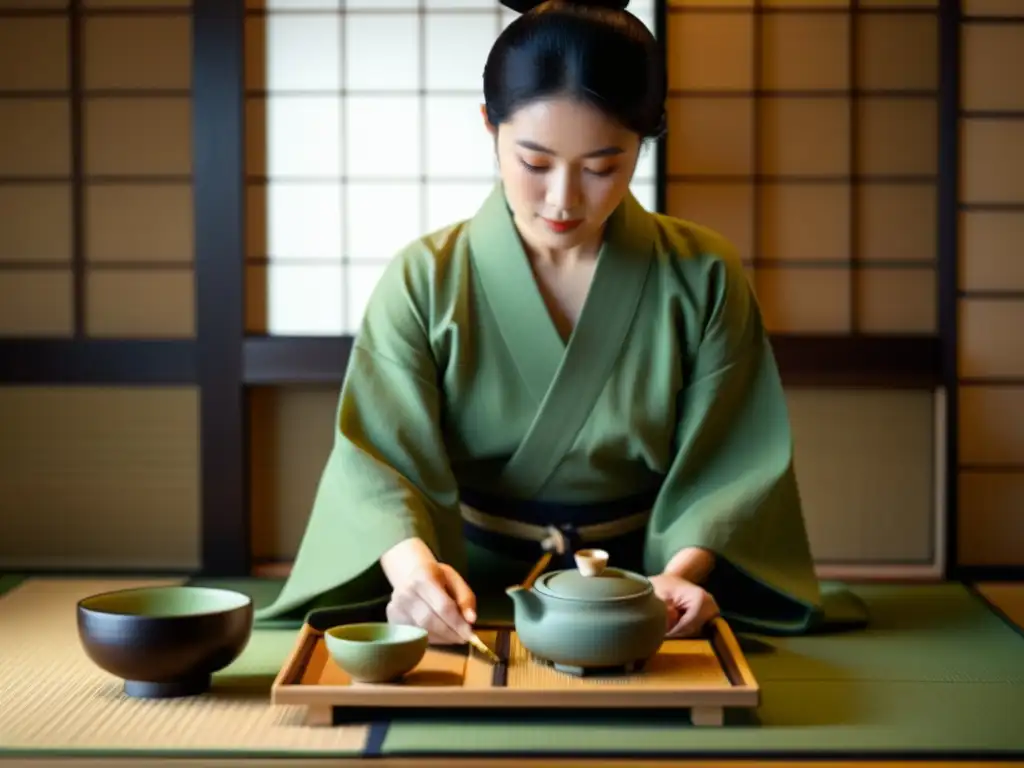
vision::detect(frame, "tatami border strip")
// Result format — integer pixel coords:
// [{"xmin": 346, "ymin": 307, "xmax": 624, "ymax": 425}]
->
[{"xmin": 0, "ymin": 574, "xmax": 25, "ymax": 600}]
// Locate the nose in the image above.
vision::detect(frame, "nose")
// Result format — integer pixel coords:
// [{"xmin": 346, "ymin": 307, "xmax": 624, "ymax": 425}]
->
[{"xmin": 545, "ymin": 165, "xmax": 581, "ymax": 214}]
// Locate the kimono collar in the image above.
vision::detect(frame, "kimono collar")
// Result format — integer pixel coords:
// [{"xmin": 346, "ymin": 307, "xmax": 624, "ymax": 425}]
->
[{"xmin": 465, "ymin": 183, "xmax": 657, "ymax": 499}]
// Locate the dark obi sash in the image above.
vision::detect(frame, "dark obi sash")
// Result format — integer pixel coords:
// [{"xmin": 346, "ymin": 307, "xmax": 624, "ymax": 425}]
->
[{"xmin": 458, "ymin": 486, "xmax": 659, "ymax": 571}]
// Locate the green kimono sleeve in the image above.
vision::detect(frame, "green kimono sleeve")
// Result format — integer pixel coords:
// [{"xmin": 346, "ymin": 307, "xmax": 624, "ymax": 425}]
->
[
  {"xmin": 252, "ymin": 248, "xmax": 467, "ymax": 627},
  {"xmin": 644, "ymin": 245, "xmax": 868, "ymax": 636}
]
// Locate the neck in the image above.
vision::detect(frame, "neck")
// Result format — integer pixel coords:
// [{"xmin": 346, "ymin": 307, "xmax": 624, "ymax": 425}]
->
[{"xmin": 514, "ymin": 216, "xmax": 605, "ymax": 267}]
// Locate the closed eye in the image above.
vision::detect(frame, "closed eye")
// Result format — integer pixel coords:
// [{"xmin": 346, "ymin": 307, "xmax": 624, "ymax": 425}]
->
[{"xmin": 519, "ymin": 158, "xmax": 617, "ymax": 177}]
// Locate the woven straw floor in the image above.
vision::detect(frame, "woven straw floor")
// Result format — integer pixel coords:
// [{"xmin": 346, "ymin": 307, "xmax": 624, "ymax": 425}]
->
[
  {"xmin": 1, "ymin": 576, "xmax": 1020, "ymax": 765},
  {"xmin": 0, "ymin": 578, "xmax": 366, "ymax": 755}
]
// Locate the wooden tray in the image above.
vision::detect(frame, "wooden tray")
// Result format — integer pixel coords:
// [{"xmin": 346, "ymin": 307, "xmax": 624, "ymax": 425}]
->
[{"xmin": 271, "ymin": 617, "xmax": 759, "ymax": 727}]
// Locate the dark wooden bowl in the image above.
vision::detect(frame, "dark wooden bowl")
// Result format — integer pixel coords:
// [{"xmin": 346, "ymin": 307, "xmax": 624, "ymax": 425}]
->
[{"xmin": 76, "ymin": 585, "xmax": 253, "ymax": 699}]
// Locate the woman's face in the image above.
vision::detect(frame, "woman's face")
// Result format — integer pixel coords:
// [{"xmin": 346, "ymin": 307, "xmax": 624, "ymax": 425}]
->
[{"xmin": 486, "ymin": 96, "xmax": 641, "ymax": 254}]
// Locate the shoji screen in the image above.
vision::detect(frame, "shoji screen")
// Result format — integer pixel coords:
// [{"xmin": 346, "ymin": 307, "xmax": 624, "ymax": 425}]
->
[
  {"xmin": 664, "ymin": 0, "xmax": 938, "ymax": 335},
  {"xmin": 0, "ymin": 0, "xmax": 194, "ymax": 338},
  {"xmin": 82, "ymin": 0, "xmax": 195, "ymax": 337},
  {"xmin": 0, "ymin": 0, "xmax": 201, "ymax": 570},
  {"xmin": 0, "ymin": 0, "xmax": 73, "ymax": 336},
  {"xmin": 245, "ymin": 0, "xmax": 658, "ymax": 337},
  {"xmin": 958, "ymin": 0, "xmax": 1024, "ymax": 567}
]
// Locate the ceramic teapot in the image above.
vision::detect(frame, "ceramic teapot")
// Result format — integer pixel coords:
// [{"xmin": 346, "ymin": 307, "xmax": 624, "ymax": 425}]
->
[{"xmin": 505, "ymin": 549, "xmax": 667, "ymax": 675}]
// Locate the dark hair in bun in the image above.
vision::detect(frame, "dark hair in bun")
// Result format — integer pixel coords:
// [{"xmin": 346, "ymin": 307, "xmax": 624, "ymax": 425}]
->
[
  {"xmin": 485, "ymin": 0, "xmax": 666, "ymax": 139},
  {"xmin": 501, "ymin": 0, "xmax": 628, "ymax": 10}
]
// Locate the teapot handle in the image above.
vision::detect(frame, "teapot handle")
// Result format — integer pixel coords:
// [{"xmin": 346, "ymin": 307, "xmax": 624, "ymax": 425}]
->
[{"xmin": 574, "ymin": 548, "xmax": 609, "ymax": 577}]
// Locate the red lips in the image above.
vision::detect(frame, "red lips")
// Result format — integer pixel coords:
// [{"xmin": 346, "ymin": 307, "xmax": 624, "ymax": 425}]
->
[{"xmin": 543, "ymin": 218, "xmax": 582, "ymax": 233}]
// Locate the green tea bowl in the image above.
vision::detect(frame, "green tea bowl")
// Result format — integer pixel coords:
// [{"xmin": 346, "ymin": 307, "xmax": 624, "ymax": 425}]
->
[
  {"xmin": 76, "ymin": 585, "xmax": 253, "ymax": 699},
  {"xmin": 324, "ymin": 622, "xmax": 428, "ymax": 683}
]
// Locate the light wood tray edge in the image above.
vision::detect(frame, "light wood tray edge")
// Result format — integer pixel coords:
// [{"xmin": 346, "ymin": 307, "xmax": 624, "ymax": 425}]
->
[
  {"xmin": 271, "ymin": 618, "xmax": 760, "ymax": 713},
  {"xmin": 271, "ymin": 622, "xmax": 322, "ymax": 705},
  {"xmin": 709, "ymin": 616, "xmax": 760, "ymax": 706}
]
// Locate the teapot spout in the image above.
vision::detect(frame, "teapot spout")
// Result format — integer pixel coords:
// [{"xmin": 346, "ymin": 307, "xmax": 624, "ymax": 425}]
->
[{"xmin": 505, "ymin": 585, "xmax": 544, "ymax": 623}]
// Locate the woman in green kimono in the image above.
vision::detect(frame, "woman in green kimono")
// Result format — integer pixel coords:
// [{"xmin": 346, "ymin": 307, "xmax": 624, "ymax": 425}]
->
[{"xmin": 255, "ymin": 0, "xmax": 866, "ymax": 642}]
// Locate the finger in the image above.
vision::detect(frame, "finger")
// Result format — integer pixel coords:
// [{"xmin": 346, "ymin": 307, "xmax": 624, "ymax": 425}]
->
[
  {"xmin": 652, "ymin": 577, "xmax": 694, "ymax": 611},
  {"xmin": 425, "ymin": 614, "xmax": 465, "ymax": 645},
  {"xmin": 413, "ymin": 577, "xmax": 471, "ymax": 640},
  {"xmin": 390, "ymin": 588, "xmax": 462, "ymax": 644},
  {"xmin": 667, "ymin": 596, "xmax": 705, "ymax": 638},
  {"xmin": 679, "ymin": 595, "xmax": 703, "ymax": 626},
  {"xmin": 385, "ymin": 598, "xmax": 405, "ymax": 625},
  {"xmin": 389, "ymin": 591, "xmax": 422, "ymax": 630},
  {"xmin": 441, "ymin": 565, "xmax": 477, "ymax": 624},
  {"xmin": 666, "ymin": 614, "xmax": 691, "ymax": 638},
  {"xmin": 388, "ymin": 588, "xmax": 421, "ymax": 625},
  {"xmin": 667, "ymin": 615, "xmax": 700, "ymax": 638},
  {"xmin": 664, "ymin": 603, "xmax": 681, "ymax": 633},
  {"xmin": 417, "ymin": 576, "xmax": 469, "ymax": 633},
  {"xmin": 671, "ymin": 593, "xmax": 721, "ymax": 638},
  {"xmin": 387, "ymin": 591, "xmax": 421, "ymax": 626},
  {"xmin": 406, "ymin": 593, "xmax": 463, "ymax": 644},
  {"xmin": 648, "ymin": 576, "xmax": 671, "ymax": 602}
]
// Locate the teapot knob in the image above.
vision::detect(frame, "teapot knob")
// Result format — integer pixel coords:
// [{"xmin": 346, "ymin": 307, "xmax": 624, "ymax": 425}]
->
[{"xmin": 574, "ymin": 548, "xmax": 609, "ymax": 577}]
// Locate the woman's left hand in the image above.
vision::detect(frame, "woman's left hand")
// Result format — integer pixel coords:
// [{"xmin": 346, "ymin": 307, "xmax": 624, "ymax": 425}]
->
[{"xmin": 648, "ymin": 573, "xmax": 720, "ymax": 638}]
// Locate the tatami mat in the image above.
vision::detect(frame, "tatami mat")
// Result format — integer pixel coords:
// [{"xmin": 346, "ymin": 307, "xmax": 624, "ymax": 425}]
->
[
  {"xmin": 380, "ymin": 583, "xmax": 1024, "ymax": 756},
  {"xmin": 0, "ymin": 578, "xmax": 366, "ymax": 756},
  {"xmin": 3, "ymin": 577, "xmax": 1022, "ymax": 761}
]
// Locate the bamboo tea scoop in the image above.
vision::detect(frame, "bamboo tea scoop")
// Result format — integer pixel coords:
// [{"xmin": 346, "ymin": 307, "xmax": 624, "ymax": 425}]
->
[{"xmin": 465, "ymin": 631, "xmax": 502, "ymax": 664}]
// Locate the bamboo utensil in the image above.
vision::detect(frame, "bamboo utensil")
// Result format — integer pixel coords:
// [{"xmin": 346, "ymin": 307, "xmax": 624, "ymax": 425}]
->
[
  {"xmin": 521, "ymin": 549, "xmax": 553, "ymax": 590},
  {"xmin": 465, "ymin": 631, "xmax": 502, "ymax": 664}
]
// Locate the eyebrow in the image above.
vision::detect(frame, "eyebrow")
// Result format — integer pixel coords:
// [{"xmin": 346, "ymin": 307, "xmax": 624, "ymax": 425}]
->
[{"xmin": 516, "ymin": 140, "xmax": 624, "ymax": 158}]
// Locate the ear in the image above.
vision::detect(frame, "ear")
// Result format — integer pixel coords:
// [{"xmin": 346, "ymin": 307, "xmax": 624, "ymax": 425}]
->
[{"xmin": 480, "ymin": 103, "xmax": 497, "ymax": 136}]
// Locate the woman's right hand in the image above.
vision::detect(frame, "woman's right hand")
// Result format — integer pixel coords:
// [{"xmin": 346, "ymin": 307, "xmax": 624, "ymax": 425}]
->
[{"xmin": 381, "ymin": 538, "xmax": 477, "ymax": 645}]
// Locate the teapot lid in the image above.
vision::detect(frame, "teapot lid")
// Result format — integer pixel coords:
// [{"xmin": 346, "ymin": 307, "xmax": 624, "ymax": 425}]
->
[{"xmin": 534, "ymin": 550, "xmax": 651, "ymax": 601}]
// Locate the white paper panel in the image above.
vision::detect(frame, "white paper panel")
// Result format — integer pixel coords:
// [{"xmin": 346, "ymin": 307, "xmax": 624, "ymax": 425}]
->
[
  {"xmin": 346, "ymin": 0, "xmax": 417, "ymax": 8},
  {"xmin": 266, "ymin": 263, "xmax": 345, "ymax": 335},
  {"xmin": 632, "ymin": 3, "xmax": 657, "ymax": 35},
  {"xmin": 346, "ymin": 183, "xmax": 422, "ymax": 261},
  {"xmin": 426, "ymin": 0, "xmax": 497, "ymax": 7},
  {"xmin": 263, "ymin": 96, "xmax": 341, "ymax": 178},
  {"xmin": 263, "ymin": 183, "xmax": 342, "ymax": 261},
  {"xmin": 262, "ymin": 14, "xmax": 341, "ymax": 92},
  {"xmin": 346, "ymin": 96, "xmax": 421, "ymax": 179},
  {"xmin": 426, "ymin": 96, "xmax": 497, "ymax": 178},
  {"xmin": 425, "ymin": 14, "xmax": 497, "ymax": 91},
  {"xmin": 253, "ymin": 0, "xmax": 342, "ymax": 8},
  {"xmin": 632, "ymin": 182, "xmax": 657, "ymax": 214},
  {"xmin": 635, "ymin": 140, "xmax": 658, "ymax": 182},
  {"xmin": 345, "ymin": 14, "xmax": 419, "ymax": 91}
]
